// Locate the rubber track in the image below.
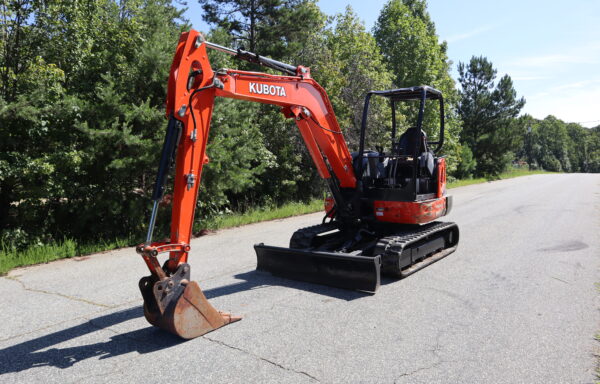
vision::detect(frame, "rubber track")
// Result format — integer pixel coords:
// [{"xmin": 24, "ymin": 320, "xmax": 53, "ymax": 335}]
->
[
  {"xmin": 289, "ymin": 222, "xmax": 338, "ymax": 249},
  {"xmin": 375, "ymin": 221, "xmax": 459, "ymax": 276},
  {"xmin": 290, "ymin": 221, "xmax": 458, "ymax": 277}
]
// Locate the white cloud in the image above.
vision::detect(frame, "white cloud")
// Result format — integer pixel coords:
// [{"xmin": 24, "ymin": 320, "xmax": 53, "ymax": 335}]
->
[
  {"xmin": 499, "ymin": 43, "xmax": 600, "ymax": 126},
  {"xmin": 510, "ymin": 75, "xmax": 548, "ymax": 81},
  {"xmin": 523, "ymin": 84, "xmax": 600, "ymax": 127},
  {"xmin": 551, "ymin": 81, "xmax": 588, "ymax": 91},
  {"xmin": 509, "ymin": 54, "xmax": 597, "ymax": 67},
  {"xmin": 445, "ymin": 25, "xmax": 497, "ymax": 43},
  {"xmin": 505, "ymin": 42, "xmax": 600, "ymax": 73}
]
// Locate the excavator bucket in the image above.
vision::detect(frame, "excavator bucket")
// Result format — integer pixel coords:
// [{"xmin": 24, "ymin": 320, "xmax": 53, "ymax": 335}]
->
[{"xmin": 139, "ymin": 263, "xmax": 240, "ymax": 339}]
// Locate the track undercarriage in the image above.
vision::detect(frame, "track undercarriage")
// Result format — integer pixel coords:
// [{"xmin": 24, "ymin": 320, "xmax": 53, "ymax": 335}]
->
[{"xmin": 255, "ymin": 220, "xmax": 459, "ymax": 292}]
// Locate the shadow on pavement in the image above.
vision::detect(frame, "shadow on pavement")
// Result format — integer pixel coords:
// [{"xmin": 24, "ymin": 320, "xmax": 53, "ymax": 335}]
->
[
  {"xmin": 203, "ymin": 270, "xmax": 372, "ymax": 301},
  {"xmin": 0, "ymin": 270, "xmax": 371, "ymax": 375},
  {"xmin": 0, "ymin": 307, "xmax": 183, "ymax": 375}
]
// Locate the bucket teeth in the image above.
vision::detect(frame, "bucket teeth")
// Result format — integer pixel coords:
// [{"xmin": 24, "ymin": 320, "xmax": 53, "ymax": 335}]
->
[{"xmin": 139, "ymin": 263, "xmax": 240, "ymax": 339}]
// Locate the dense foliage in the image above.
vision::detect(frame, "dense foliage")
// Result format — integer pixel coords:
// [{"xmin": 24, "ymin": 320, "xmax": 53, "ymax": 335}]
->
[
  {"xmin": 457, "ymin": 56, "xmax": 525, "ymax": 176},
  {"xmin": 0, "ymin": 0, "xmax": 598, "ymax": 253},
  {"xmin": 373, "ymin": 0, "xmax": 461, "ymax": 171},
  {"xmin": 1, "ymin": 0, "xmax": 185, "ymax": 248},
  {"xmin": 519, "ymin": 115, "xmax": 600, "ymax": 173}
]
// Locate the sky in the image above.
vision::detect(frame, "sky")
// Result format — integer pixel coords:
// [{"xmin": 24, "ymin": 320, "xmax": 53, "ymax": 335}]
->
[{"xmin": 179, "ymin": 0, "xmax": 600, "ymax": 127}]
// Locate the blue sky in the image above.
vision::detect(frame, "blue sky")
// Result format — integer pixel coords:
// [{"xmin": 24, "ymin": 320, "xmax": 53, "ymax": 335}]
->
[{"xmin": 179, "ymin": 0, "xmax": 600, "ymax": 127}]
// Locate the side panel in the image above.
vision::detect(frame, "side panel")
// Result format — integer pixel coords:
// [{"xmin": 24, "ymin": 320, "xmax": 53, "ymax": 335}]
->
[
  {"xmin": 436, "ymin": 157, "xmax": 447, "ymax": 198},
  {"xmin": 324, "ymin": 196, "xmax": 335, "ymax": 216},
  {"xmin": 373, "ymin": 198, "xmax": 448, "ymax": 224}
]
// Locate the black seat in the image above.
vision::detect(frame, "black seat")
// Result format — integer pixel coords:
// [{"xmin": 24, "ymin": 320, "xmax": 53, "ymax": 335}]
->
[
  {"xmin": 395, "ymin": 127, "xmax": 428, "ymax": 156},
  {"xmin": 393, "ymin": 128, "xmax": 435, "ymax": 179},
  {"xmin": 352, "ymin": 151, "xmax": 387, "ymax": 182}
]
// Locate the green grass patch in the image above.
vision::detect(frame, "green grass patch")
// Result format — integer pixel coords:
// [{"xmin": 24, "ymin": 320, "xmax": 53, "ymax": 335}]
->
[
  {"xmin": 0, "ymin": 200, "xmax": 325, "ymax": 275},
  {"xmin": 75, "ymin": 236, "xmax": 136, "ymax": 255},
  {"xmin": 201, "ymin": 199, "xmax": 324, "ymax": 231},
  {"xmin": 447, "ymin": 169, "xmax": 554, "ymax": 189},
  {"xmin": 0, "ymin": 236, "xmax": 135, "ymax": 275},
  {"xmin": 1, "ymin": 239, "xmax": 77, "ymax": 275}
]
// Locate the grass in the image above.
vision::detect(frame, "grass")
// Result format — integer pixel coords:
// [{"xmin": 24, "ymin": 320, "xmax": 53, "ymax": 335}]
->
[
  {"xmin": 0, "ymin": 200, "xmax": 324, "ymax": 275},
  {"xmin": 447, "ymin": 168, "xmax": 554, "ymax": 189},
  {"xmin": 1, "ymin": 239, "xmax": 77, "ymax": 275},
  {"xmin": 201, "ymin": 199, "xmax": 324, "ymax": 231},
  {"xmin": 0, "ymin": 236, "xmax": 135, "ymax": 275},
  {"xmin": 0, "ymin": 168, "xmax": 554, "ymax": 275}
]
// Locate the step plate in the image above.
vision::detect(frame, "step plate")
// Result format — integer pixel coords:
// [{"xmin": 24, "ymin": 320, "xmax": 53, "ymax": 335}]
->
[{"xmin": 254, "ymin": 244, "xmax": 381, "ymax": 292}]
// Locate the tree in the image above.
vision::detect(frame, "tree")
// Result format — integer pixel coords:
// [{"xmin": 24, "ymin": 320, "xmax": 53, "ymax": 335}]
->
[
  {"xmin": 311, "ymin": 6, "xmax": 393, "ymax": 150},
  {"xmin": 373, "ymin": 0, "xmax": 461, "ymax": 174},
  {"xmin": 565, "ymin": 123, "xmax": 590, "ymax": 172},
  {"xmin": 374, "ymin": 0, "xmax": 449, "ymax": 89},
  {"xmin": 514, "ymin": 114, "xmax": 600, "ymax": 174},
  {"xmin": 0, "ymin": 0, "xmax": 73, "ymax": 237},
  {"xmin": 197, "ymin": 2, "xmax": 327, "ymax": 209},
  {"xmin": 197, "ymin": 29, "xmax": 277, "ymax": 217},
  {"xmin": 587, "ymin": 126, "xmax": 600, "ymax": 172},
  {"xmin": 198, "ymin": 0, "xmax": 322, "ymax": 58},
  {"xmin": 0, "ymin": 0, "xmax": 36, "ymax": 101},
  {"xmin": 457, "ymin": 56, "xmax": 525, "ymax": 176},
  {"xmin": 454, "ymin": 145, "xmax": 477, "ymax": 179},
  {"xmin": 0, "ymin": 0, "xmax": 187, "ymax": 245},
  {"xmin": 534, "ymin": 116, "xmax": 572, "ymax": 172}
]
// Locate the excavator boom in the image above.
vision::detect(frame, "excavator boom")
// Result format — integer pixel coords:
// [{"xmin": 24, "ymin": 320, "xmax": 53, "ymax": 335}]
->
[{"xmin": 137, "ymin": 30, "xmax": 362, "ymax": 338}]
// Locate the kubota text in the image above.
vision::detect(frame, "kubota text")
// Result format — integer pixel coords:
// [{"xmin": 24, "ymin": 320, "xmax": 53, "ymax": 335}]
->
[{"xmin": 249, "ymin": 82, "xmax": 287, "ymax": 97}]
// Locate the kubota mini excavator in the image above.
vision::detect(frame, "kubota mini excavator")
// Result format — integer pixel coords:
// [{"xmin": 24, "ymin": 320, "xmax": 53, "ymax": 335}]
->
[{"xmin": 136, "ymin": 30, "xmax": 459, "ymax": 339}]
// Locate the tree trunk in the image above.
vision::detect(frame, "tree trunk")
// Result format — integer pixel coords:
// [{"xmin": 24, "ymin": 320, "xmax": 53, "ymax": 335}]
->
[
  {"xmin": 250, "ymin": 0, "xmax": 256, "ymax": 52},
  {"xmin": 0, "ymin": 183, "xmax": 13, "ymax": 231}
]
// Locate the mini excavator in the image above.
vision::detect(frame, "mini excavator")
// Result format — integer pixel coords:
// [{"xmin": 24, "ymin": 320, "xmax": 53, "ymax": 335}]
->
[{"xmin": 136, "ymin": 30, "xmax": 459, "ymax": 339}]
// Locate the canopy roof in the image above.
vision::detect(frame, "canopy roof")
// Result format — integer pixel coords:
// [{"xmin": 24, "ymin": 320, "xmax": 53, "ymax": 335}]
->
[{"xmin": 369, "ymin": 86, "xmax": 443, "ymax": 101}]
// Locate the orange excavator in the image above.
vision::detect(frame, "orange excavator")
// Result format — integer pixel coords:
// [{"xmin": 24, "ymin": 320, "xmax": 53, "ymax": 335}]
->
[{"xmin": 136, "ymin": 30, "xmax": 459, "ymax": 339}]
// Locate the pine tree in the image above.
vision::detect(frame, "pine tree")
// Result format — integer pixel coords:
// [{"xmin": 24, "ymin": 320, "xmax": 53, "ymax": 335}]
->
[{"xmin": 457, "ymin": 56, "xmax": 525, "ymax": 176}]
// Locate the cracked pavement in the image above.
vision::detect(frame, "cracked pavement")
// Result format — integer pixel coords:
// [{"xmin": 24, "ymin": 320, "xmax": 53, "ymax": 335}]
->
[{"xmin": 1, "ymin": 174, "xmax": 599, "ymax": 383}]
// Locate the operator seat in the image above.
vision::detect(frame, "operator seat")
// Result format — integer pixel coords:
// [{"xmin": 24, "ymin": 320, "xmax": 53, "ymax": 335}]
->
[
  {"xmin": 396, "ymin": 127, "xmax": 428, "ymax": 156},
  {"xmin": 394, "ymin": 127, "xmax": 435, "ymax": 179}
]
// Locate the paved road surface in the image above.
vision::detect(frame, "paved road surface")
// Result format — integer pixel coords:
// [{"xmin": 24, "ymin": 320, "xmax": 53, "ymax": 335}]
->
[{"xmin": 1, "ymin": 174, "xmax": 599, "ymax": 383}]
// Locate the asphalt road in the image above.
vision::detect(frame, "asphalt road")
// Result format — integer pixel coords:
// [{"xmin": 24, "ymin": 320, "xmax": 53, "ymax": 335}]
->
[{"xmin": 1, "ymin": 174, "xmax": 599, "ymax": 383}]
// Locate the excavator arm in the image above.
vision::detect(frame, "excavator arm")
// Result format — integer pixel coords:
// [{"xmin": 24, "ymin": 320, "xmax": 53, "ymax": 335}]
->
[
  {"xmin": 143, "ymin": 30, "xmax": 360, "ymax": 271},
  {"xmin": 136, "ymin": 30, "xmax": 362, "ymax": 338}
]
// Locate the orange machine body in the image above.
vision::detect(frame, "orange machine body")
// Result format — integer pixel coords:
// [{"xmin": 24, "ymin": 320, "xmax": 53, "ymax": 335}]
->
[{"xmin": 149, "ymin": 29, "xmax": 449, "ymax": 273}]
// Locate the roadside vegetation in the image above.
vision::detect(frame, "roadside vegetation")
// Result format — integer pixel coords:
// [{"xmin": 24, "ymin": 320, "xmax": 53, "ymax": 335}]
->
[
  {"xmin": 1, "ymin": 0, "xmax": 599, "ymax": 274},
  {"xmin": 447, "ymin": 167, "xmax": 555, "ymax": 188},
  {"xmin": 199, "ymin": 199, "xmax": 324, "ymax": 231},
  {"xmin": 1, "ymin": 167, "xmax": 551, "ymax": 275}
]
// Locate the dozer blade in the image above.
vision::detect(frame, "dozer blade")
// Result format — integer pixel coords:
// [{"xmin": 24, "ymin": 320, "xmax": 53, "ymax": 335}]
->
[
  {"xmin": 139, "ymin": 263, "xmax": 240, "ymax": 339},
  {"xmin": 254, "ymin": 244, "xmax": 381, "ymax": 292}
]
